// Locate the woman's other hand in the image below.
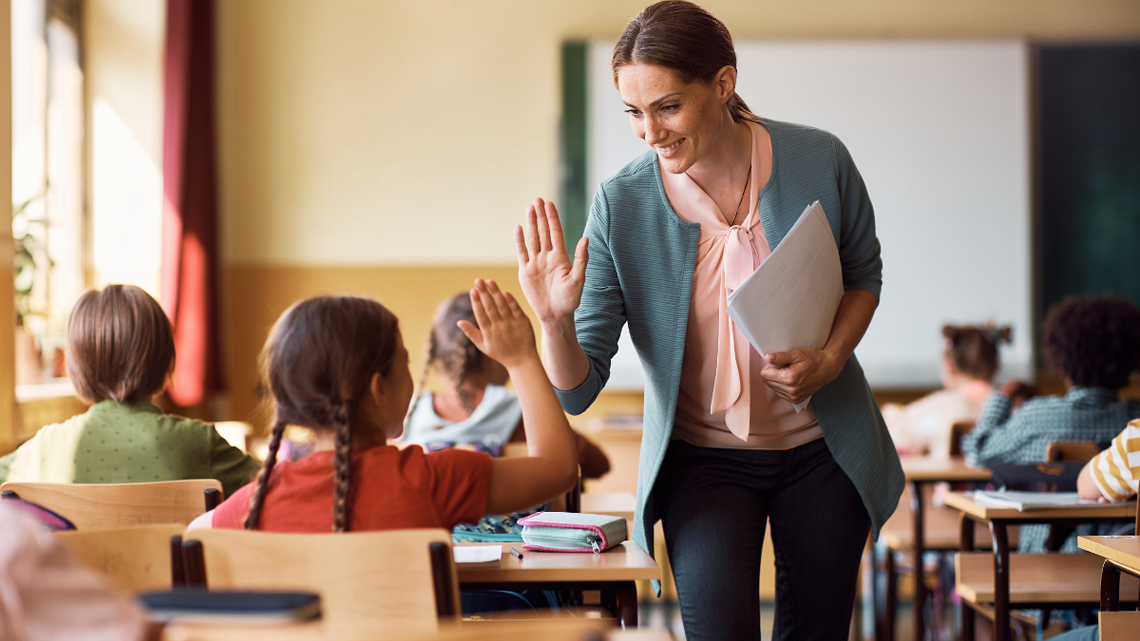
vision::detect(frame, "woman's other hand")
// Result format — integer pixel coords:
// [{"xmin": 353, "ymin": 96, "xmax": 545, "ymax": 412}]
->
[
  {"xmin": 759, "ymin": 349, "xmax": 843, "ymax": 406},
  {"xmin": 458, "ymin": 279, "xmax": 537, "ymax": 369},
  {"xmin": 515, "ymin": 198, "xmax": 589, "ymax": 325}
]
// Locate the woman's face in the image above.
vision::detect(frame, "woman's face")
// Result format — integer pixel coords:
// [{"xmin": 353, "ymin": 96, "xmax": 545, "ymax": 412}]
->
[{"xmin": 616, "ymin": 62, "xmax": 734, "ymax": 175}]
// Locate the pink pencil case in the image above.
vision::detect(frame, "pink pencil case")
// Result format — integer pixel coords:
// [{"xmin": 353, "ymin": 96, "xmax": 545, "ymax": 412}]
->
[{"xmin": 517, "ymin": 511, "xmax": 627, "ymax": 553}]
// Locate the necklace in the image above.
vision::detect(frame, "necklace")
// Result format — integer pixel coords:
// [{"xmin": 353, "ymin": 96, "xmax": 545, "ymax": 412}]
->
[{"xmin": 728, "ymin": 162, "xmax": 752, "ymax": 227}]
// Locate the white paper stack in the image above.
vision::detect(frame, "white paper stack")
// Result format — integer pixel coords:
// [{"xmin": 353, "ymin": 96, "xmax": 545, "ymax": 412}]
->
[
  {"xmin": 726, "ymin": 201, "xmax": 844, "ymax": 412},
  {"xmin": 972, "ymin": 490, "xmax": 1104, "ymax": 511}
]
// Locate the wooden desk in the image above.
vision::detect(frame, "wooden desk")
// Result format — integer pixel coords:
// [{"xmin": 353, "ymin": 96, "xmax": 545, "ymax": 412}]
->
[
  {"xmin": 945, "ymin": 492, "xmax": 1136, "ymax": 641},
  {"xmin": 1078, "ymin": 535, "xmax": 1140, "ymax": 610},
  {"xmin": 879, "ymin": 457, "xmax": 991, "ymax": 641},
  {"xmin": 162, "ymin": 617, "xmax": 649, "ymax": 641},
  {"xmin": 457, "ymin": 541, "xmax": 660, "ymax": 628}
]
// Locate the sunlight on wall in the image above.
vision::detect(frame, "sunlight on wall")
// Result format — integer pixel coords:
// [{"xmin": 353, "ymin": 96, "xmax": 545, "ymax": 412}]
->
[
  {"xmin": 90, "ymin": 98, "xmax": 161, "ymax": 295},
  {"xmin": 85, "ymin": 0, "xmax": 165, "ymax": 298}
]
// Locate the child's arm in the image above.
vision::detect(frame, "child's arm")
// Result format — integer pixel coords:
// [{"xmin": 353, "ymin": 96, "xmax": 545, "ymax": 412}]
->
[{"xmin": 458, "ymin": 279, "xmax": 579, "ymax": 515}]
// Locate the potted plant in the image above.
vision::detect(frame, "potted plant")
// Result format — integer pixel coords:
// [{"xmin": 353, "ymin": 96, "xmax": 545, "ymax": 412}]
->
[{"xmin": 13, "ymin": 194, "xmax": 51, "ymax": 385}]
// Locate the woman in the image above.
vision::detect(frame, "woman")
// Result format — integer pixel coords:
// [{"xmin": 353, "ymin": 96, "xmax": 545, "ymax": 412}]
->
[{"xmin": 515, "ymin": 2, "xmax": 903, "ymax": 638}]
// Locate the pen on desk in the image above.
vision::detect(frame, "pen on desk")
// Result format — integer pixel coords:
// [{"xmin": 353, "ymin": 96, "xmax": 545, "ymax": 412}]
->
[{"xmin": 509, "ymin": 547, "xmax": 524, "ymax": 560}]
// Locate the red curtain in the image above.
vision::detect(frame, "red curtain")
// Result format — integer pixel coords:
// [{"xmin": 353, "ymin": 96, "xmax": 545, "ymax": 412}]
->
[{"xmin": 161, "ymin": 0, "xmax": 220, "ymax": 408}]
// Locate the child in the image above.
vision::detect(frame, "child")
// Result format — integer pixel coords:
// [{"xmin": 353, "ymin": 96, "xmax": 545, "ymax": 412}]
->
[
  {"xmin": 962, "ymin": 294, "xmax": 1140, "ymax": 554},
  {"xmin": 191, "ymin": 280, "xmax": 579, "ymax": 532},
  {"xmin": 962, "ymin": 295, "xmax": 1140, "ymax": 469},
  {"xmin": 403, "ymin": 292, "xmax": 610, "ymax": 479},
  {"xmin": 0, "ymin": 285, "xmax": 260, "ymax": 499},
  {"xmin": 882, "ymin": 324, "xmax": 1010, "ymax": 459}
]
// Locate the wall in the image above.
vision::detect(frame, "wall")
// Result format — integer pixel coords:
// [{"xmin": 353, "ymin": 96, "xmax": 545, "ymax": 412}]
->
[
  {"xmin": 209, "ymin": 0, "xmax": 1140, "ymax": 426},
  {"xmin": 83, "ymin": 0, "xmax": 165, "ymax": 294}
]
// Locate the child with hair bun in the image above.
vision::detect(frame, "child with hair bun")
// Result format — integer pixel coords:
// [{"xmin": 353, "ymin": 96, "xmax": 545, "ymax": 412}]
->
[
  {"xmin": 882, "ymin": 324, "xmax": 1011, "ymax": 459},
  {"xmin": 403, "ymin": 292, "xmax": 609, "ymax": 479},
  {"xmin": 0, "ymin": 285, "xmax": 259, "ymax": 498},
  {"xmin": 193, "ymin": 280, "xmax": 579, "ymax": 532}
]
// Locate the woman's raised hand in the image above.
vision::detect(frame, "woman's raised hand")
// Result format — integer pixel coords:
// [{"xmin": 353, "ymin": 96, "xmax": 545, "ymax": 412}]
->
[
  {"xmin": 515, "ymin": 198, "xmax": 589, "ymax": 325},
  {"xmin": 457, "ymin": 279, "xmax": 537, "ymax": 369}
]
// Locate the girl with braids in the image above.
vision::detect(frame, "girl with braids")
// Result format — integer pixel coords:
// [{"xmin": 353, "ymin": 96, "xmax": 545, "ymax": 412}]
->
[
  {"xmin": 189, "ymin": 279, "xmax": 579, "ymax": 532},
  {"xmin": 881, "ymin": 324, "xmax": 1012, "ymax": 459},
  {"xmin": 403, "ymin": 292, "xmax": 610, "ymax": 479}
]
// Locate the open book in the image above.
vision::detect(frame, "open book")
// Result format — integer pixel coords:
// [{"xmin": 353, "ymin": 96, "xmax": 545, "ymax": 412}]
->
[
  {"xmin": 726, "ymin": 201, "xmax": 844, "ymax": 412},
  {"xmin": 972, "ymin": 490, "xmax": 1105, "ymax": 511}
]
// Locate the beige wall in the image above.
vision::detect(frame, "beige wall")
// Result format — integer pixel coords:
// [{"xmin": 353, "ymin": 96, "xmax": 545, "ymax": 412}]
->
[
  {"xmin": 84, "ymin": 0, "xmax": 165, "ymax": 294},
  {"xmin": 215, "ymin": 0, "xmax": 1140, "ymax": 268}
]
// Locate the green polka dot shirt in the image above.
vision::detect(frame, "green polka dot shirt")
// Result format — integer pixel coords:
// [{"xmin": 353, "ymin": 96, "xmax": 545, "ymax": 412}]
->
[{"xmin": 0, "ymin": 400, "xmax": 261, "ymax": 499}]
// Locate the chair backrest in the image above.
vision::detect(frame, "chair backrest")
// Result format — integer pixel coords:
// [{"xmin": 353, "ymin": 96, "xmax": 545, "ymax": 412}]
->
[
  {"xmin": 948, "ymin": 420, "xmax": 976, "ymax": 458},
  {"xmin": 0, "ymin": 479, "xmax": 222, "ymax": 529},
  {"xmin": 54, "ymin": 523, "xmax": 186, "ymax": 593},
  {"xmin": 1044, "ymin": 440, "xmax": 1101, "ymax": 464},
  {"xmin": 181, "ymin": 528, "xmax": 459, "ymax": 630}
]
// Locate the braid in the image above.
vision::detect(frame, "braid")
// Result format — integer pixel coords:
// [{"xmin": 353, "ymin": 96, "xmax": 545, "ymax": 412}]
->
[
  {"xmin": 409, "ymin": 331, "xmax": 438, "ymax": 425},
  {"xmin": 452, "ymin": 340, "xmax": 477, "ymax": 415},
  {"xmin": 244, "ymin": 417, "xmax": 288, "ymax": 530},
  {"xmin": 331, "ymin": 402, "xmax": 356, "ymax": 533}
]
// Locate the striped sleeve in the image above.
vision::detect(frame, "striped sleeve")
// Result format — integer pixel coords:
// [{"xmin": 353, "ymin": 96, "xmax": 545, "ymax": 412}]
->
[{"xmin": 1090, "ymin": 419, "xmax": 1140, "ymax": 501}]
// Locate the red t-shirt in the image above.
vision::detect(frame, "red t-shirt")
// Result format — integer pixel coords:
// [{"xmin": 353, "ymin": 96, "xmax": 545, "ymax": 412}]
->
[{"xmin": 211, "ymin": 445, "xmax": 492, "ymax": 532}]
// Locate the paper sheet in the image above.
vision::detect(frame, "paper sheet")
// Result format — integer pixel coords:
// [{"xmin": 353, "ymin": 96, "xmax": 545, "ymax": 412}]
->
[
  {"xmin": 452, "ymin": 544, "xmax": 503, "ymax": 566},
  {"xmin": 726, "ymin": 201, "xmax": 844, "ymax": 412}
]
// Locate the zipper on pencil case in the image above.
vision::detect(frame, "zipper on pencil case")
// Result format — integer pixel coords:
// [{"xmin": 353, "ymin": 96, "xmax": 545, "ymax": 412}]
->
[{"xmin": 521, "ymin": 532, "xmax": 604, "ymax": 552}]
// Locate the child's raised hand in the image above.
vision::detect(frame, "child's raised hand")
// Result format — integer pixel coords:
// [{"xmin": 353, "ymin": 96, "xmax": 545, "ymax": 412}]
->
[{"xmin": 457, "ymin": 279, "xmax": 538, "ymax": 368}]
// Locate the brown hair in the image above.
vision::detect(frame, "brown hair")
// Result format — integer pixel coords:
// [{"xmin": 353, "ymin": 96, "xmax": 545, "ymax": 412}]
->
[
  {"xmin": 1042, "ymin": 294, "xmax": 1140, "ymax": 390},
  {"xmin": 415, "ymin": 293, "xmax": 486, "ymax": 415},
  {"xmin": 66, "ymin": 285, "xmax": 175, "ymax": 404},
  {"xmin": 942, "ymin": 324, "xmax": 1011, "ymax": 382},
  {"xmin": 612, "ymin": 0, "xmax": 756, "ymax": 122},
  {"xmin": 244, "ymin": 296, "xmax": 401, "ymax": 532}
]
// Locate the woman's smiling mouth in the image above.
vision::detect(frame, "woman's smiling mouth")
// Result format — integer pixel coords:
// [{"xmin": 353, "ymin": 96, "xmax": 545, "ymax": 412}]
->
[{"xmin": 657, "ymin": 137, "xmax": 685, "ymax": 158}]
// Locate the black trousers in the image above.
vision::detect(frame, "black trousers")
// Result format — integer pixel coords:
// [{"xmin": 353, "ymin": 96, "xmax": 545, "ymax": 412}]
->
[{"xmin": 656, "ymin": 437, "xmax": 871, "ymax": 640}]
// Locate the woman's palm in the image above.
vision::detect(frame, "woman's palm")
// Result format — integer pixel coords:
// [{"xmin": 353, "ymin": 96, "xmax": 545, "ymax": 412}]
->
[{"xmin": 515, "ymin": 199, "xmax": 588, "ymax": 324}]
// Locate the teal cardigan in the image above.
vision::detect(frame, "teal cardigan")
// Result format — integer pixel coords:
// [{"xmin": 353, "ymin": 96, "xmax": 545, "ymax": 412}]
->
[{"xmin": 556, "ymin": 119, "xmax": 904, "ymax": 560}]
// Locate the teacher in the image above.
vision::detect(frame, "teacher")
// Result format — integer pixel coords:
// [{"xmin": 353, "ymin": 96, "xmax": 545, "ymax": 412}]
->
[{"xmin": 515, "ymin": 1, "xmax": 903, "ymax": 638}]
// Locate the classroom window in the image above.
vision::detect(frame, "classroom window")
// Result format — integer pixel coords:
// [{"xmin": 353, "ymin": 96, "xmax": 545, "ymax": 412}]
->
[{"xmin": 12, "ymin": 0, "xmax": 86, "ymax": 384}]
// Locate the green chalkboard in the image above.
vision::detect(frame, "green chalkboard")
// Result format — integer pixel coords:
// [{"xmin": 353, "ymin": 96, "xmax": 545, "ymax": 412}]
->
[{"xmin": 1039, "ymin": 44, "xmax": 1140, "ymax": 315}]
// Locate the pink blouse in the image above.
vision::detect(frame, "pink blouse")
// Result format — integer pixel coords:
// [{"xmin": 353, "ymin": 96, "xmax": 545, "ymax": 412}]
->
[{"xmin": 663, "ymin": 120, "xmax": 823, "ymax": 450}]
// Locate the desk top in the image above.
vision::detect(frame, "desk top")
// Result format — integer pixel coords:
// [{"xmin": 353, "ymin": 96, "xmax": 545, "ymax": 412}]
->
[
  {"xmin": 456, "ymin": 541, "xmax": 660, "ymax": 583},
  {"xmin": 944, "ymin": 492, "xmax": 1137, "ymax": 521},
  {"xmin": 162, "ymin": 618, "xmax": 639, "ymax": 641},
  {"xmin": 1079, "ymin": 535, "xmax": 1140, "ymax": 575},
  {"xmin": 900, "ymin": 456, "xmax": 991, "ymax": 483}
]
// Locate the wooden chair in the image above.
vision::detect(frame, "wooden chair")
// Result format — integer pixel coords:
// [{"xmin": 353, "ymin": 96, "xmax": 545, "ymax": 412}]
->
[
  {"xmin": 54, "ymin": 523, "xmax": 186, "ymax": 593},
  {"xmin": 181, "ymin": 528, "xmax": 460, "ymax": 631},
  {"xmin": 1045, "ymin": 440, "xmax": 1101, "ymax": 464},
  {"xmin": 1100, "ymin": 611, "xmax": 1140, "ymax": 641},
  {"xmin": 0, "ymin": 479, "xmax": 221, "ymax": 529},
  {"xmin": 948, "ymin": 420, "xmax": 976, "ymax": 458}
]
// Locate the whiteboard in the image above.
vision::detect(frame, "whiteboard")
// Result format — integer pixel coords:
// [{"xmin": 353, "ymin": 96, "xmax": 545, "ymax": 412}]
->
[{"xmin": 587, "ymin": 40, "xmax": 1031, "ymax": 389}]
